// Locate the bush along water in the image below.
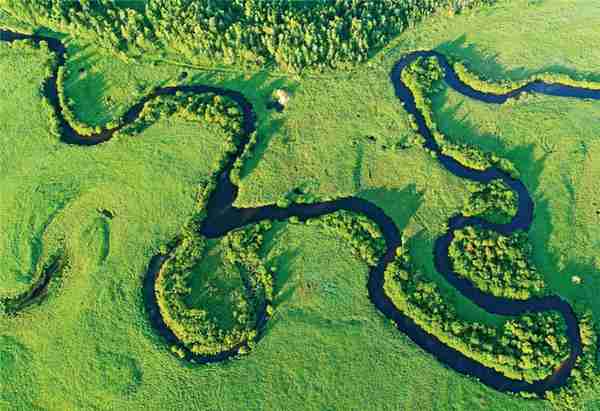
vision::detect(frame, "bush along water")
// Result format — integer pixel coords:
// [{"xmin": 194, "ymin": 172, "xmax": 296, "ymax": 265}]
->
[
  {"xmin": 384, "ymin": 243, "xmax": 568, "ymax": 383},
  {"xmin": 310, "ymin": 210, "xmax": 386, "ymax": 267},
  {"xmin": 453, "ymin": 61, "xmax": 600, "ymax": 94},
  {"xmin": 401, "ymin": 56, "xmax": 520, "ymax": 178},
  {"xmin": 155, "ymin": 220, "xmax": 274, "ymax": 358},
  {"xmin": 3, "ymin": 25, "xmax": 600, "ymax": 406},
  {"xmin": 462, "ymin": 179, "xmax": 517, "ymax": 224},
  {"xmin": 384, "ymin": 245, "xmax": 600, "ymax": 409},
  {"xmin": 448, "ymin": 226, "xmax": 545, "ymax": 300}
]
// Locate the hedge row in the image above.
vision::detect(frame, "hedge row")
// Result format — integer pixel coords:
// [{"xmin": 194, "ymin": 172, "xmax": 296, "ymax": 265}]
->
[{"xmin": 453, "ymin": 61, "xmax": 600, "ymax": 95}]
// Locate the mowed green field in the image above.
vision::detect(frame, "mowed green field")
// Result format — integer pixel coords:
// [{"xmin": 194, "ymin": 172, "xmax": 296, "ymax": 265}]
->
[{"xmin": 1, "ymin": 0, "xmax": 600, "ymax": 410}]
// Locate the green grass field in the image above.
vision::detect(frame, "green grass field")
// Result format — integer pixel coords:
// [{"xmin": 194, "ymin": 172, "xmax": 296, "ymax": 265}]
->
[{"xmin": 2, "ymin": 1, "xmax": 600, "ymax": 410}]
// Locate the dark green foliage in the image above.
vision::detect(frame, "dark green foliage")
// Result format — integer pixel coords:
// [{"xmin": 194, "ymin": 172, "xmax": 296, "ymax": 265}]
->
[
  {"xmin": 384, "ymin": 244, "xmax": 569, "ymax": 382},
  {"xmin": 155, "ymin": 221, "xmax": 274, "ymax": 356},
  {"xmin": 121, "ymin": 92, "xmax": 243, "ymax": 138},
  {"xmin": 310, "ymin": 210, "xmax": 385, "ymax": 266},
  {"xmin": 2, "ymin": 0, "xmax": 496, "ymax": 71},
  {"xmin": 544, "ymin": 311, "xmax": 600, "ymax": 410},
  {"xmin": 463, "ymin": 179, "xmax": 517, "ymax": 224},
  {"xmin": 448, "ymin": 226, "xmax": 545, "ymax": 299}
]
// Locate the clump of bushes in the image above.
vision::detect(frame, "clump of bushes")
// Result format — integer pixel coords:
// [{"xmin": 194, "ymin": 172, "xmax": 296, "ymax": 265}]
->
[
  {"xmin": 384, "ymin": 244, "xmax": 568, "ymax": 382},
  {"xmin": 401, "ymin": 55, "xmax": 445, "ymax": 132},
  {"xmin": 545, "ymin": 311, "xmax": 600, "ymax": 410},
  {"xmin": 448, "ymin": 226, "xmax": 545, "ymax": 299},
  {"xmin": 310, "ymin": 210, "xmax": 386, "ymax": 267},
  {"xmin": 463, "ymin": 179, "xmax": 517, "ymax": 224},
  {"xmin": 155, "ymin": 221, "xmax": 274, "ymax": 357}
]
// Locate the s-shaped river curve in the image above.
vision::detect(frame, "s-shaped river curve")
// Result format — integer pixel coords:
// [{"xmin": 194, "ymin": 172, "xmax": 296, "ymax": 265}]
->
[{"xmin": 2, "ymin": 29, "xmax": 599, "ymax": 394}]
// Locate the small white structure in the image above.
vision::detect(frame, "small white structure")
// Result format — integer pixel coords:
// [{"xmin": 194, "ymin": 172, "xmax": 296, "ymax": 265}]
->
[
  {"xmin": 571, "ymin": 275, "xmax": 583, "ymax": 285},
  {"xmin": 275, "ymin": 89, "xmax": 290, "ymax": 107}
]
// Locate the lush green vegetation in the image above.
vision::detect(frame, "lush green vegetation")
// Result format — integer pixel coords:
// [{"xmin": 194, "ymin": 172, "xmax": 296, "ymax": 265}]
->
[
  {"xmin": 156, "ymin": 221, "xmax": 274, "ymax": 357},
  {"xmin": 463, "ymin": 179, "xmax": 517, "ymax": 224},
  {"xmin": 401, "ymin": 55, "xmax": 520, "ymax": 177},
  {"xmin": 1, "ymin": 0, "xmax": 495, "ymax": 71},
  {"xmin": 453, "ymin": 61, "xmax": 600, "ymax": 95},
  {"xmin": 314, "ymin": 210, "xmax": 386, "ymax": 267},
  {"xmin": 384, "ymin": 244, "xmax": 568, "ymax": 382},
  {"xmin": 449, "ymin": 226, "xmax": 545, "ymax": 299},
  {"xmin": 2, "ymin": 1, "xmax": 600, "ymax": 410}
]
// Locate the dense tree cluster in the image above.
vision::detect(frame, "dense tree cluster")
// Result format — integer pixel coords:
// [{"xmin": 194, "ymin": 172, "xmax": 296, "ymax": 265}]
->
[
  {"xmin": 2, "ymin": 0, "xmax": 496, "ymax": 71},
  {"xmin": 545, "ymin": 311, "xmax": 600, "ymax": 410},
  {"xmin": 463, "ymin": 179, "xmax": 517, "ymax": 224},
  {"xmin": 156, "ymin": 221, "xmax": 274, "ymax": 357},
  {"xmin": 384, "ymin": 244, "xmax": 568, "ymax": 382},
  {"xmin": 448, "ymin": 226, "xmax": 545, "ymax": 299},
  {"xmin": 402, "ymin": 56, "xmax": 520, "ymax": 178},
  {"xmin": 310, "ymin": 210, "xmax": 386, "ymax": 266}
]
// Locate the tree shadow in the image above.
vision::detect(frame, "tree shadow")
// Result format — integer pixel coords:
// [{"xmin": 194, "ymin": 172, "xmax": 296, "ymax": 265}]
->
[
  {"xmin": 358, "ymin": 183, "xmax": 424, "ymax": 233},
  {"xmin": 436, "ymin": 34, "xmax": 600, "ymax": 83},
  {"xmin": 61, "ymin": 40, "xmax": 112, "ymax": 126},
  {"xmin": 431, "ymin": 80, "xmax": 551, "ymax": 189},
  {"xmin": 261, "ymin": 223, "xmax": 299, "ymax": 308},
  {"xmin": 188, "ymin": 69, "xmax": 297, "ymax": 181},
  {"xmin": 432, "ymin": 84, "xmax": 507, "ymax": 155}
]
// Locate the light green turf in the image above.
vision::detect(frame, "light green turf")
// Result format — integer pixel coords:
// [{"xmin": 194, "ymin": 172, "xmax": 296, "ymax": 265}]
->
[{"xmin": 2, "ymin": 1, "xmax": 600, "ymax": 409}]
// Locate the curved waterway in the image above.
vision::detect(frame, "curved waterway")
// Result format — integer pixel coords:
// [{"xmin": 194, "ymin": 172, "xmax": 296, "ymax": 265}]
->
[{"xmin": 3, "ymin": 28, "xmax": 599, "ymax": 394}]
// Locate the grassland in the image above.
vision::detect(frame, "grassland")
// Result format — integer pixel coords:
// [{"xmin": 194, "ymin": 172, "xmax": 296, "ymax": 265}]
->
[{"xmin": 2, "ymin": 0, "xmax": 600, "ymax": 410}]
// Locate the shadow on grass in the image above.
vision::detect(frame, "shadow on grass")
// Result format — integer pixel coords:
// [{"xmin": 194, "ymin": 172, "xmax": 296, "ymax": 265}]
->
[
  {"xmin": 188, "ymin": 69, "xmax": 297, "ymax": 182},
  {"xmin": 436, "ymin": 34, "xmax": 600, "ymax": 83},
  {"xmin": 358, "ymin": 183, "xmax": 424, "ymax": 233}
]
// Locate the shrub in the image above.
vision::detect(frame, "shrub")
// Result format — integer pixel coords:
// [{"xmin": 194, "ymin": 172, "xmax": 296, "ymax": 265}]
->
[
  {"xmin": 384, "ymin": 244, "xmax": 568, "ymax": 382},
  {"xmin": 448, "ymin": 226, "xmax": 545, "ymax": 299},
  {"xmin": 463, "ymin": 179, "xmax": 517, "ymax": 224}
]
